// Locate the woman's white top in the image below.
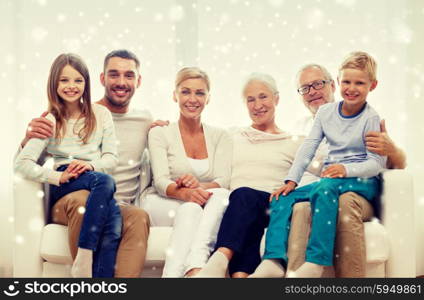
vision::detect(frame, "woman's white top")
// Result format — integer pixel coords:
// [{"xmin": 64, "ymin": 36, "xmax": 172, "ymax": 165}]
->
[
  {"xmin": 230, "ymin": 126, "xmax": 307, "ymax": 194},
  {"xmin": 187, "ymin": 158, "xmax": 209, "ymax": 178},
  {"xmin": 148, "ymin": 122, "xmax": 232, "ymax": 197}
]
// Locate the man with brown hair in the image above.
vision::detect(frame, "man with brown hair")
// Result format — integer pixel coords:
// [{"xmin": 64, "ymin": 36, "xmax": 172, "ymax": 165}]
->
[{"xmin": 20, "ymin": 49, "xmax": 162, "ymax": 277}]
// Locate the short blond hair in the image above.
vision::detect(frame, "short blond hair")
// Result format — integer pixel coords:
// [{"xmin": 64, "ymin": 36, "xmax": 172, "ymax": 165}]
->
[
  {"xmin": 339, "ymin": 51, "xmax": 377, "ymax": 82},
  {"xmin": 175, "ymin": 67, "xmax": 210, "ymax": 91}
]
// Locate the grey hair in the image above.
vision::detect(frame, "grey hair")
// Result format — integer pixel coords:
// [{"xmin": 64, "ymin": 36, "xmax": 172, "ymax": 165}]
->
[
  {"xmin": 295, "ymin": 64, "xmax": 333, "ymax": 86},
  {"xmin": 242, "ymin": 72, "xmax": 279, "ymax": 98}
]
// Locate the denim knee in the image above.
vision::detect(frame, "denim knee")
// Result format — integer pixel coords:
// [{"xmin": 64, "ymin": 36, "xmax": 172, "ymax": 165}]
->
[
  {"xmin": 93, "ymin": 172, "xmax": 116, "ymax": 194},
  {"xmin": 109, "ymin": 206, "xmax": 123, "ymax": 241}
]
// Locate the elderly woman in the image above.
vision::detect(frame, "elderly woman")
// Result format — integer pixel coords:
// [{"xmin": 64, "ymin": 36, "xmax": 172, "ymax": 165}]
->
[
  {"xmin": 141, "ymin": 67, "xmax": 232, "ymax": 278},
  {"xmin": 195, "ymin": 73, "xmax": 317, "ymax": 278}
]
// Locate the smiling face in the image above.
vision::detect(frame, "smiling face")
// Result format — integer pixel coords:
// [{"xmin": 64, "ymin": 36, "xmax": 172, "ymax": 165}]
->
[
  {"xmin": 244, "ymin": 80, "xmax": 279, "ymax": 128},
  {"xmin": 174, "ymin": 78, "xmax": 209, "ymax": 120},
  {"xmin": 57, "ymin": 64, "xmax": 85, "ymax": 104},
  {"xmin": 298, "ymin": 66, "xmax": 335, "ymax": 115},
  {"xmin": 338, "ymin": 68, "xmax": 377, "ymax": 108},
  {"xmin": 100, "ymin": 57, "xmax": 141, "ymax": 108}
]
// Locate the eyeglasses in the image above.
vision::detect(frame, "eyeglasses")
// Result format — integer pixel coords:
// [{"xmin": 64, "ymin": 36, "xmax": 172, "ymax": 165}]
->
[{"xmin": 297, "ymin": 80, "xmax": 332, "ymax": 95}]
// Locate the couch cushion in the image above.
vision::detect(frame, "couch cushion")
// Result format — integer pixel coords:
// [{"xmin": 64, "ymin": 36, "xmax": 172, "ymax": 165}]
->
[
  {"xmin": 40, "ymin": 224, "xmax": 72, "ymax": 264},
  {"xmin": 364, "ymin": 220, "xmax": 389, "ymax": 263},
  {"xmin": 40, "ymin": 224, "xmax": 172, "ymax": 265},
  {"xmin": 145, "ymin": 227, "xmax": 172, "ymax": 263},
  {"xmin": 40, "ymin": 222, "xmax": 388, "ymax": 266}
]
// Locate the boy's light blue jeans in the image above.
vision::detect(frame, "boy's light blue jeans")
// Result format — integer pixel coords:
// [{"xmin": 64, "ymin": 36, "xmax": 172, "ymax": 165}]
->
[
  {"xmin": 263, "ymin": 177, "xmax": 380, "ymax": 266},
  {"xmin": 50, "ymin": 165, "xmax": 122, "ymax": 277}
]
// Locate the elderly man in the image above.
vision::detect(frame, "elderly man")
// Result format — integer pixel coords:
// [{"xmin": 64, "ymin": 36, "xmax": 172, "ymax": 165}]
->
[{"xmin": 288, "ymin": 64, "xmax": 406, "ymax": 277}]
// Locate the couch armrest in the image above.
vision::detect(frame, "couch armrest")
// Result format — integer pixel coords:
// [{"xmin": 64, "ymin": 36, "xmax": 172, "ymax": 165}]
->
[
  {"xmin": 381, "ymin": 169, "xmax": 415, "ymax": 277},
  {"xmin": 13, "ymin": 178, "xmax": 46, "ymax": 277}
]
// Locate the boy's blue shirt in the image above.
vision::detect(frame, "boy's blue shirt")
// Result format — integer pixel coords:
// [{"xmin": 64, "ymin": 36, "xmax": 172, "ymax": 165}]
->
[{"xmin": 286, "ymin": 101, "xmax": 387, "ymax": 184}]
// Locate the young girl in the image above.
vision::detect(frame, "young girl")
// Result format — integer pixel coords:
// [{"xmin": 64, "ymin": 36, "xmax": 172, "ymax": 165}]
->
[{"xmin": 15, "ymin": 53, "xmax": 121, "ymax": 278}]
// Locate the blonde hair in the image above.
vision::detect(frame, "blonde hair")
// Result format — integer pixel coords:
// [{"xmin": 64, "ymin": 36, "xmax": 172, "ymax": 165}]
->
[
  {"xmin": 175, "ymin": 67, "xmax": 210, "ymax": 91},
  {"xmin": 47, "ymin": 53, "xmax": 96, "ymax": 144},
  {"xmin": 339, "ymin": 51, "xmax": 377, "ymax": 82}
]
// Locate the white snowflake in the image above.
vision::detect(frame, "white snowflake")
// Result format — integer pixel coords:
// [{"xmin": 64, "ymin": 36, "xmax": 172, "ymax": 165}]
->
[
  {"xmin": 15, "ymin": 235, "xmax": 24, "ymax": 245},
  {"xmin": 57, "ymin": 13, "xmax": 66, "ymax": 23},
  {"xmin": 28, "ymin": 217, "xmax": 43, "ymax": 232},
  {"xmin": 168, "ymin": 210, "xmax": 176, "ymax": 218},
  {"xmin": 168, "ymin": 5, "xmax": 184, "ymax": 22},
  {"xmin": 165, "ymin": 248, "xmax": 174, "ymax": 257},
  {"xmin": 305, "ymin": 8, "xmax": 324, "ymax": 29},
  {"xmin": 31, "ymin": 27, "xmax": 48, "ymax": 42},
  {"xmin": 392, "ymin": 19, "xmax": 413, "ymax": 44}
]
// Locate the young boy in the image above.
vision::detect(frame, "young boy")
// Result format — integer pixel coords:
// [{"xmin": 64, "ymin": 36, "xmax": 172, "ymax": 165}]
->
[{"xmin": 250, "ymin": 51, "xmax": 387, "ymax": 278}]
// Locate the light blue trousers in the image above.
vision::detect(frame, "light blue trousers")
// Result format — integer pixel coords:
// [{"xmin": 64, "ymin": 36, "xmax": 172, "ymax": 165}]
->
[{"xmin": 263, "ymin": 177, "xmax": 380, "ymax": 266}]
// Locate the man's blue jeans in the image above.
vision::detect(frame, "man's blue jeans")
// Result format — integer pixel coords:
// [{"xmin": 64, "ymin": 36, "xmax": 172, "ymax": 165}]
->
[{"xmin": 50, "ymin": 165, "xmax": 122, "ymax": 277}]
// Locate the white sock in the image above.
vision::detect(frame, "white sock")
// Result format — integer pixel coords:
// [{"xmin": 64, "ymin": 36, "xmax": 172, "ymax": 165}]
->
[
  {"xmin": 71, "ymin": 248, "xmax": 93, "ymax": 278},
  {"xmin": 248, "ymin": 259, "xmax": 285, "ymax": 278},
  {"xmin": 193, "ymin": 251, "xmax": 228, "ymax": 278},
  {"xmin": 286, "ymin": 262, "xmax": 324, "ymax": 278}
]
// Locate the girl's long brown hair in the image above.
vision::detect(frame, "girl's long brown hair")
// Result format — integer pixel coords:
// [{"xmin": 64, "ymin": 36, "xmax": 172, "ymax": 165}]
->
[{"xmin": 47, "ymin": 53, "xmax": 96, "ymax": 144}]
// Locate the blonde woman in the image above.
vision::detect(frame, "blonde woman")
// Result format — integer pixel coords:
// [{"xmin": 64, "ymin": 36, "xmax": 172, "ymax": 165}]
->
[{"xmin": 141, "ymin": 67, "xmax": 232, "ymax": 277}]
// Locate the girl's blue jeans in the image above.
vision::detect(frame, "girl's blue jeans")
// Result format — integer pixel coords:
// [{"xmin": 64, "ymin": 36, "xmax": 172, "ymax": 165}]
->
[
  {"xmin": 50, "ymin": 165, "xmax": 122, "ymax": 277},
  {"xmin": 263, "ymin": 177, "xmax": 380, "ymax": 266}
]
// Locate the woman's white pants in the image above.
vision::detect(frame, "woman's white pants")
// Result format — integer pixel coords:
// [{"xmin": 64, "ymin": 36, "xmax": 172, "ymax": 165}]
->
[{"xmin": 141, "ymin": 188, "xmax": 230, "ymax": 277}]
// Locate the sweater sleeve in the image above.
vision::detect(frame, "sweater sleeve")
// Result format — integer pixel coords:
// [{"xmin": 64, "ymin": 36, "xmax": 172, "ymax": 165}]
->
[
  {"xmin": 285, "ymin": 114, "xmax": 324, "ymax": 184},
  {"xmin": 210, "ymin": 129, "xmax": 233, "ymax": 189},
  {"xmin": 14, "ymin": 115, "xmax": 62, "ymax": 186},
  {"xmin": 343, "ymin": 115, "xmax": 386, "ymax": 177},
  {"xmin": 148, "ymin": 127, "xmax": 174, "ymax": 197},
  {"xmin": 89, "ymin": 108, "xmax": 118, "ymax": 174},
  {"xmin": 15, "ymin": 144, "xmax": 49, "ymax": 166}
]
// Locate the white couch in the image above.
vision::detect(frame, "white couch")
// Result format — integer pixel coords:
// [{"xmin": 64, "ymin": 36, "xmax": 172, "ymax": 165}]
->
[{"xmin": 13, "ymin": 169, "xmax": 416, "ymax": 278}]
